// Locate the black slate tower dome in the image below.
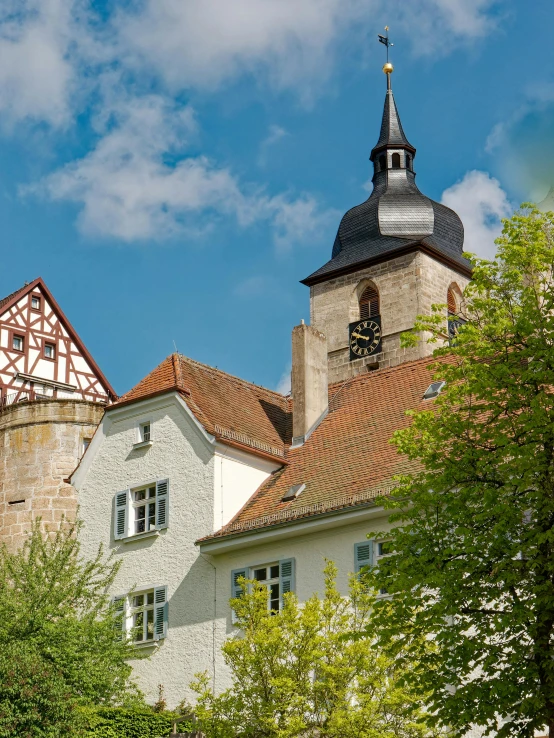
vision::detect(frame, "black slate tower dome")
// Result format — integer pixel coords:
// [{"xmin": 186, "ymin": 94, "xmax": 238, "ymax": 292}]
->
[{"xmin": 303, "ymin": 65, "xmax": 470, "ymax": 285}]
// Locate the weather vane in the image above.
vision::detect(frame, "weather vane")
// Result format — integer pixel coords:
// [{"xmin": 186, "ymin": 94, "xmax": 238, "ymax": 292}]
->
[{"xmin": 378, "ymin": 26, "xmax": 394, "ymax": 80}]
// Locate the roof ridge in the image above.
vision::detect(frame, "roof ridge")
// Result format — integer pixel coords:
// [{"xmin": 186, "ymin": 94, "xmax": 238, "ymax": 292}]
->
[
  {"xmin": 0, "ymin": 279, "xmax": 37, "ymax": 312},
  {"xmin": 177, "ymin": 353, "xmax": 287, "ymax": 402},
  {"xmin": 172, "ymin": 353, "xmax": 190, "ymax": 395}
]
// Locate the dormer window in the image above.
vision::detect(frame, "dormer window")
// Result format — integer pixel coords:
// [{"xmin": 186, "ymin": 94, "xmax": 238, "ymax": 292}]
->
[
  {"xmin": 359, "ymin": 284, "xmax": 380, "ymax": 320},
  {"xmin": 391, "ymin": 153, "xmax": 401, "ymax": 169},
  {"xmin": 423, "ymin": 381, "xmax": 445, "ymax": 400}
]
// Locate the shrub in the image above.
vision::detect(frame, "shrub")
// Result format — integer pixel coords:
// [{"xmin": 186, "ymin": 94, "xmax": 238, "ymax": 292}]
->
[{"xmin": 80, "ymin": 706, "xmax": 191, "ymax": 738}]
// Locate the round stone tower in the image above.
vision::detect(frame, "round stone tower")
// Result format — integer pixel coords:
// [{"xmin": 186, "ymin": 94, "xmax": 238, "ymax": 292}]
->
[{"xmin": 0, "ymin": 399, "xmax": 104, "ymax": 548}]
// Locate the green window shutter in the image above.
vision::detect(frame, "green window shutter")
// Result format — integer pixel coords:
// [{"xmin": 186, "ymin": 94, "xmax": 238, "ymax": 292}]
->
[
  {"xmin": 354, "ymin": 541, "xmax": 374, "ymax": 573},
  {"xmin": 231, "ymin": 568, "xmax": 248, "ymax": 624},
  {"xmin": 112, "ymin": 595, "xmax": 126, "ymax": 640},
  {"xmin": 155, "ymin": 479, "xmax": 169, "ymax": 529},
  {"xmin": 279, "ymin": 558, "xmax": 296, "ymax": 609},
  {"xmin": 113, "ymin": 491, "xmax": 129, "ymax": 540},
  {"xmin": 153, "ymin": 585, "xmax": 168, "ymax": 640}
]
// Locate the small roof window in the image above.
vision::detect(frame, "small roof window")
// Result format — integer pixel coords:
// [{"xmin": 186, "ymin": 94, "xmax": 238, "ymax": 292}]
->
[
  {"xmin": 282, "ymin": 483, "xmax": 305, "ymax": 502},
  {"xmin": 423, "ymin": 381, "xmax": 445, "ymax": 400}
]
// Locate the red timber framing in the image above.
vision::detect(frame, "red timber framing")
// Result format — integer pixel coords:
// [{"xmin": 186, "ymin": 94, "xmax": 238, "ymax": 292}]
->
[{"xmin": 0, "ymin": 277, "xmax": 116, "ymax": 408}]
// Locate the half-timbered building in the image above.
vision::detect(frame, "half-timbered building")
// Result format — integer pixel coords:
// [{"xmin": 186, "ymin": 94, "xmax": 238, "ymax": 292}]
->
[
  {"xmin": 0, "ymin": 277, "xmax": 116, "ymax": 548},
  {"xmin": 0, "ymin": 276, "xmax": 114, "ymax": 406}
]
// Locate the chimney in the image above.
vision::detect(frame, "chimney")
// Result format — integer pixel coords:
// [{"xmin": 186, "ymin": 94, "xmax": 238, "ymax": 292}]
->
[{"xmin": 291, "ymin": 321, "xmax": 328, "ymax": 444}]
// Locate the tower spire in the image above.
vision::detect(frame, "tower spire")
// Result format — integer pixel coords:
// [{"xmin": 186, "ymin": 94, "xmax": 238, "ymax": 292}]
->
[{"xmin": 372, "ymin": 28, "xmax": 414, "ymax": 157}]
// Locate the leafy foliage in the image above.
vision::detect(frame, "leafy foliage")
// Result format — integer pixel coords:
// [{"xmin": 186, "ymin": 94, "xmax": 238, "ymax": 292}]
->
[
  {"xmin": 367, "ymin": 206, "xmax": 554, "ymax": 736},
  {"xmin": 192, "ymin": 561, "xmax": 439, "ymax": 738},
  {"xmin": 79, "ymin": 705, "xmax": 188, "ymax": 737},
  {"xmin": 0, "ymin": 519, "xmax": 142, "ymax": 737}
]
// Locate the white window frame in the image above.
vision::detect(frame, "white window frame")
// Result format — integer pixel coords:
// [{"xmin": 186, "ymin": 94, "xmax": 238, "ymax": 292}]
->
[
  {"xmin": 44, "ymin": 342, "xmax": 55, "ymax": 359},
  {"xmin": 12, "ymin": 335, "xmax": 23, "ymax": 352},
  {"xmin": 133, "ymin": 419, "xmax": 153, "ymax": 448},
  {"xmin": 113, "ymin": 479, "xmax": 169, "ymax": 541},
  {"xmin": 374, "ymin": 540, "xmax": 394, "ymax": 596},
  {"xmin": 114, "ymin": 585, "xmax": 168, "ymax": 646},
  {"xmin": 231, "ymin": 559, "xmax": 295, "ymax": 622},
  {"xmin": 81, "ymin": 437, "xmax": 91, "ymax": 458},
  {"xmin": 131, "ymin": 482, "xmax": 157, "ymax": 536}
]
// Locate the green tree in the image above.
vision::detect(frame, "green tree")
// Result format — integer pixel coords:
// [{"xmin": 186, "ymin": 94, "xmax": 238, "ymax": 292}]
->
[
  {"xmin": 367, "ymin": 205, "xmax": 554, "ymax": 736},
  {"xmin": 192, "ymin": 561, "xmax": 438, "ymax": 738},
  {"xmin": 0, "ymin": 519, "xmax": 141, "ymax": 737}
]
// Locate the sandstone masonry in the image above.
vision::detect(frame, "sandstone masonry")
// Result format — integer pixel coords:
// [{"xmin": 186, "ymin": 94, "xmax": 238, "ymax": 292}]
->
[
  {"xmin": 310, "ymin": 251, "xmax": 470, "ymax": 384},
  {"xmin": 0, "ymin": 399, "xmax": 104, "ymax": 548}
]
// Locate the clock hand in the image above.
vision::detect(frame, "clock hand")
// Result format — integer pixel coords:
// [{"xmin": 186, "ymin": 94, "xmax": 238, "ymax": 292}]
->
[{"xmin": 351, "ymin": 332, "xmax": 370, "ymax": 341}]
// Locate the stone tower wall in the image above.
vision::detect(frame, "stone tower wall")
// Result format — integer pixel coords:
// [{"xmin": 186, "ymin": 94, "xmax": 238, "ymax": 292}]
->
[
  {"xmin": 310, "ymin": 250, "xmax": 470, "ymax": 384},
  {"xmin": 0, "ymin": 400, "xmax": 104, "ymax": 548}
]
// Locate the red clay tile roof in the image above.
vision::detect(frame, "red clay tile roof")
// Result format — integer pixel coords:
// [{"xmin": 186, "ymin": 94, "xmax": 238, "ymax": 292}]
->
[
  {"xmin": 114, "ymin": 354, "xmax": 291, "ymax": 460},
  {"xmin": 200, "ymin": 356, "xmax": 442, "ymax": 541}
]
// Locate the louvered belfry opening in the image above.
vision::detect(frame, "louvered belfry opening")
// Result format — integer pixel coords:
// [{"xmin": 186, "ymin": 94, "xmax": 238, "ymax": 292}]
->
[
  {"xmin": 447, "ymin": 286, "xmax": 457, "ymax": 315},
  {"xmin": 359, "ymin": 284, "xmax": 380, "ymax": 320}
]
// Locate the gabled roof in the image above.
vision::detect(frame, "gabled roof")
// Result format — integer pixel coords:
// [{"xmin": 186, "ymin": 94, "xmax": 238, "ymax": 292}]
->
[
  {"xmin": 0, "ymin": 277, "xmax": 116, "ymax": 399},
  {"xmin": 113, "ymin": 353, "xmax": 292, "ymax": 462},
  {"xmin": 199, "ymin": 356, "xmax": 441, "ymax": 542}
]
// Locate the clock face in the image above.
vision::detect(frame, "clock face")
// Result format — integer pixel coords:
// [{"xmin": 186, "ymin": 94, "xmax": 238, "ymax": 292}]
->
[{"xmin": 349, "ymin": 319, "xmax": 382, "ymax": 360}]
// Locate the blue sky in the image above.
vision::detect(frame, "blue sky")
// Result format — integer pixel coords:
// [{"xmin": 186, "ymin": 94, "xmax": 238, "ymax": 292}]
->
[{"xmin": 0, "ymin": 0, "xmax": 553, "ymax": 395}]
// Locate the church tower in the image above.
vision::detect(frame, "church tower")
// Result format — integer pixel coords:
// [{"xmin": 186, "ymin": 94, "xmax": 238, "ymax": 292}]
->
[{"xmin": 302, "ymin": 60, "xmax": 471, "ymax": 384}]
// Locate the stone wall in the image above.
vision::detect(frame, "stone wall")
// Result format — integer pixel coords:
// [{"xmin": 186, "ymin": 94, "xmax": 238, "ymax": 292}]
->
[
  {"xmin": 310, "ymin": 250, "xmax": 470, "ymax": 384},
  {"xmin": 0, "ymin": 399, "xmax": 104, "ymax": 548}
]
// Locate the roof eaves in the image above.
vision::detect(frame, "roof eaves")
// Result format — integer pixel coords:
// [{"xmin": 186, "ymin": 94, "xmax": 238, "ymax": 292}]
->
[
  {"xmin": 301, "ymin": 241, "xmax": 472, "ymax": 286},
  {"xmin": 195, "ymin": 497, "xmax": 383, "ymax": 546}
]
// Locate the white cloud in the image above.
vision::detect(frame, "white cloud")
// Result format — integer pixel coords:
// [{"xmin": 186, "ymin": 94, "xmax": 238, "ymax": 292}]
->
[
  {"xmin": 0, "ymin": 0, "xmax": 79, "ymax": 127},
  {"xmin": 258, "ymin": 124, "xmax": 288, "ymax": 166},
  {"xmin": 115, "ymin": 0, "xmax": 503, "ymax": 97},
  {"xmin": 233, "ymin": 276, "xmax": 269, "ymax": 298},
  {"xmin": 268, "ymin": 193, "xmax": 339, "ymax": 253},
  {"xmin": 275, "ymin": 363, "xmax": 292, "ymax": 395},
  {"xmin": 31, "ymin": 93, "xmax": 336, "ymax": 247},
  {"xmin": 441, "ymin": 170, "xmax": 512, "ymax": 259},
  {"xmin": 0, "ymin": 0, "xmax": 503, "ymax": 129}
]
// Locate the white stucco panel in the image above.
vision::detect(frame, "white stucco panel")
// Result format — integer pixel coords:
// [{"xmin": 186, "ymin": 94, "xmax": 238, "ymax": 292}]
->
[{"xmin": 213, "ymin": 443, "xmax": 280, "ymax": 531}]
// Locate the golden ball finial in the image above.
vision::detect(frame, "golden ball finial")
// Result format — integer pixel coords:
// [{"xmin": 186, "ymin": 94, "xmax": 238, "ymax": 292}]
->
[{"xmin": 382, "ymin": 62, "xmax": 394, "ymax": 74}]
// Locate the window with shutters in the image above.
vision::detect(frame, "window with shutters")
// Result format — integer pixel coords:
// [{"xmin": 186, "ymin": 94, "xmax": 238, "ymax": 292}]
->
[
  {"xmin": 113, "ymin": 479, "xmax": 169, "ymax": 540},
  {"xmin": 359, "ymin": 283, "xmax": 380, "ymax": 320},
  {"xmin": 355, "ymin": 540, "xmax": 392, "ymax": 595},
  {"xmin": 375, "ymin": 541, "xmax": 394, "ymax": 595},
  {"xmin": 231, "ymin": 559, "xmax": 295, "ymax": 619},
  {"xmin": 113, "ymin": 585, "xmax": 168, "ymax": 644}
]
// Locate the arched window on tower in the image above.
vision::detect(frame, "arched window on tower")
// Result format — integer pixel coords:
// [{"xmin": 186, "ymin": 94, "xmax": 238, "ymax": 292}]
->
[
  {"xmin": 447, "ymin": 284, "xmax": 464, "ymax": 343},
  {"xmin": 359, "ymin": 284, "xmax": 380, "ymax": 320},
  {"xmin": 392, "ymin": 153, "xmax": 401, "ymax": 169},
  {"xmin": 406, "ymin": 154, "xmax": 412, "ymax": 170},
  {"xmin": 378, "ymin": 154, "xmax": 386, "ymax": 172}
]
